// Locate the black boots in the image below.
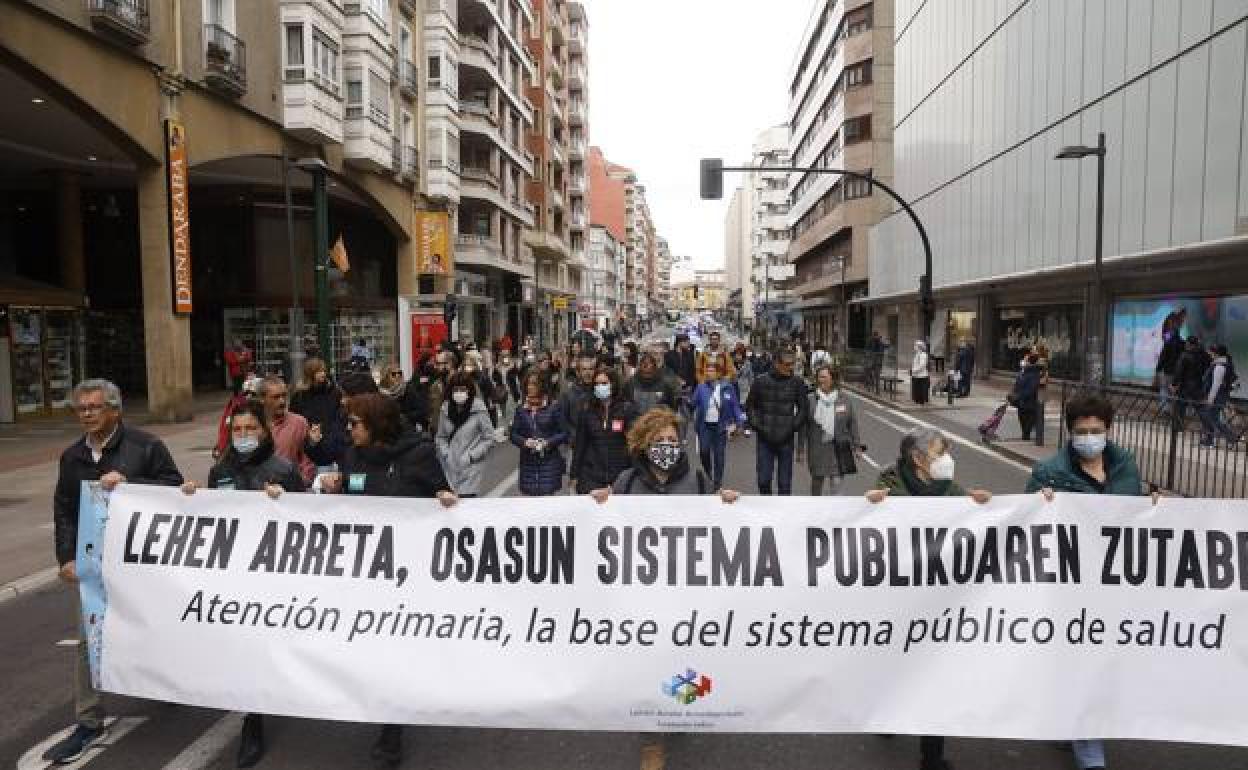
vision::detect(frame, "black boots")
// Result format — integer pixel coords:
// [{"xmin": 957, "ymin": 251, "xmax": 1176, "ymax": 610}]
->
[
  {"xmin": 371, "ymin": 724, "xmax": 403, "ymax": 767},
  {"xmin": 236, "ymin": 713, "xmax": 265, "ymax": 768}
]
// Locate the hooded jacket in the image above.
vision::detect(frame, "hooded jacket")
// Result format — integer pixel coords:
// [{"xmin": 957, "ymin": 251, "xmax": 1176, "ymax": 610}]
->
[
  {"xmin": 1024, "ymin": 441, "xmax": 1142, "ymax": 496},
  {"xmin": 208, "ymin": 442, "xmax": 305, "ymax": 493},
  {"xmin": 54, "ymin": 423, "xmax": 184, "ymax": 565},
  {"xmin": 435, "ymin": 397, "xmax": 495, "ymax": 495},
  {"xmin": 611, "ymin": 454, "xmax": 709, "ymax": 495},
  {"xmin": 337, "ymin": 429, "xmax": 451, "ymax": 498}
]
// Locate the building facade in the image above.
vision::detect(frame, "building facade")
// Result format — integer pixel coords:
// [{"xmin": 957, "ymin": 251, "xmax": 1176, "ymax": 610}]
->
[
  {"xmin": 787, "ymin": 0, "xmax": 894, "ymax": 351},
  {"xmin": 747, "ymin": 125, "xmax": 794, "ymax": 339},
  {"xmin": 422, "ymin": 0, "xmax": 538, "ymax": 350},
  {"xmin": 870, "ymin": 0, "xmax": 1248, "ymax": 387},
  {"xmin": 672, "ymin": 269, "xmax": 727, "ymax": 314},
  {"xmin": 2, "ymin": 0, "xmax": 430, "ymax": 420},
  {"xmin": 723, "ymin": 185, "xmax": 752, "ymax": 331},
  {"xmin": 587, "ymin": 224, "xmax": 622, "ymax": 328}
]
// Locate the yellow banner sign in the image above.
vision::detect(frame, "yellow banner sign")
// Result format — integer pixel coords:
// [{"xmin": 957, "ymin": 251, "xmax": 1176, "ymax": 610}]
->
[
  {"xmin": 415, "ymin": 212, "xmax": 452, "ymax": 276},
  {"xmin": 165, "ymin": 120, "xmax": 192, "ymax": 314}
]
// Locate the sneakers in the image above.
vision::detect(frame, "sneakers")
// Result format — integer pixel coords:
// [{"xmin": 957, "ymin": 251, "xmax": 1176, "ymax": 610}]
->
[
  {"xmin": 43, "ymin": 723, "xmax": 108, "ymax": 765},
  {"xmin": 236, "ymin": 713, "xmax": 265, "ymax": 768},
  {"xmin": 371, "ymin": 724, "xmax": 403, "ymax": 767}
]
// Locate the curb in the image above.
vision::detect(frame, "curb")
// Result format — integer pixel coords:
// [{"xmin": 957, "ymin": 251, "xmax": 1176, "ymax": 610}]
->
[
  {"xmin": 0, "ymin": 566, "xmax": 60, "ymax": 607},
  {"xmin": 846, "ymin": 384, "xmax": 1043, "ymax": 469}
]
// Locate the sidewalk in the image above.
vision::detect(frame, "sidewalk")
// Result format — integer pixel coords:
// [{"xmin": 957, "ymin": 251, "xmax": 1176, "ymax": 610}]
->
[
  {"xmin": 847, "ymin": 375, "xmax": 1060, "ymax": 468},
  {"xmin": 0, "ymin": 390, "xmax": 228, "ymax": 474}
]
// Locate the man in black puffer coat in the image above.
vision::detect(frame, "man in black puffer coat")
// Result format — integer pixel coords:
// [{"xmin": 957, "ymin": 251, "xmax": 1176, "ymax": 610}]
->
[{"xmin": 745, "ymin": 350, "xmax": 809, "ymax": 496}]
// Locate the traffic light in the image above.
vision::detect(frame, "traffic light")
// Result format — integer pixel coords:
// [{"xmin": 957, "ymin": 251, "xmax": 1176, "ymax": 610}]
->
[{"xmin": 699, "ymin": 158, "xmax": 724, "ymax": 200}]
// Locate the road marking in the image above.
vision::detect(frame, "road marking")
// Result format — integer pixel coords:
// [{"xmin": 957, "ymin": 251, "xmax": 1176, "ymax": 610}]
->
[
  {"xmin": 486, "ymin": 469, "xmax": 519, "ymax": 498},
  {"xmin": 17, "ymin": 716, "xmax": 147, "ymax": 770},
  {"xmin": 860, "ymin": 452, "xmax": 881, "ymax": 470},
  {"xmin": 863, "ymin": 411, "xmax": 913, "ymax": 435},
  {"xmin": 160, "ymin": 712, "xmax": 242, "ymax": 770},
  {"xmin": 855, "ymin": 397, "xmax": 1034, "ymax": 474},
  {"xmin": 56, "ymin": 638, "xmax": 77, "ymax": 647},
  {"xmin": 0, "ymin": 566, "xmax": 60, "ymax": 606}
]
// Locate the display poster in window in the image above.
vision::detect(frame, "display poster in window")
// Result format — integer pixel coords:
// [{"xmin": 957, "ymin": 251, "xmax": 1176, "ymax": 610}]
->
[
  {"xmin": 411, "ymin": 312, "xmax": 447, "ymax": 361},
  {"xmin": 1111, "ymin": 295, "xmax": 1248, "ymax": 398},
  {"xmin": 992, "ymin": 305, "xmax": 1082, "ymax": 379},
  {"xmin": 164, "ymin": 119, "xmax": 193, "ymax": 314},
  {"xmin": 415, "ymin": 212, "xmax": 452, "ymax": 276}
]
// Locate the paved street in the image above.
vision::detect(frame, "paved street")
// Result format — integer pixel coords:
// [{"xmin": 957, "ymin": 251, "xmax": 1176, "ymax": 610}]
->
[{"xmin": 4, "ymin": 390, "xmax": 1248, "ymax": 769}]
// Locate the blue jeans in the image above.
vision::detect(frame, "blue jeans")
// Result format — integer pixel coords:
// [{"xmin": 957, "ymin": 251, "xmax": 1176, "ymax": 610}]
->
[
  {"xmin": 697, "ymin": 421, "xmax": 728, "ymax": 488},
  {"xmin": 1072, "ymin": 739, "xmax": 1105, "ymax": 769},
  {"xmin": 755, "ymin": 438, "xmax": 795, "ymax": 495}
]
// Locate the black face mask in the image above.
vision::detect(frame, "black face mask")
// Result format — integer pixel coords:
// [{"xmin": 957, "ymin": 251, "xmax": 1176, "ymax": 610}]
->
[{"xmin": 648, "ymin": 441, "xmax": 682, "ymax": 471}]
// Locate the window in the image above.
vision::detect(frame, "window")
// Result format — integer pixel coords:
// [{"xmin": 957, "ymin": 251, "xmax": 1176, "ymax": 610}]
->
[
  {"xmin": 369, "ymin": 71, "xmax": 390, "ymax": 125},
  {"xmin": 312, "ymin": 30, "xmax": 339, "ymax": 95},
  {"xmin": 284, "ymin": 24, "xmax": 304, "ymax": 82},
  {"xmin": 844, "ymin": 174, "xmax": 873, "ymax": 200},
  {"xmin": 845, "ymin": 59, "xmax": 872, "ymax": 88},
  {"xmin": 843, "ymin": 115, "xmax": 872, "ymax": 144},
  {"xmin": 366, "ymin": 0, "xmax": 389, "ymax": 28},
  {"xmin": 346, "ymin": 69, "xmax": 363, "ymax": 118},
  {"xmin": 845, "ymin": 5, "xmax": 872, "ymax": 37},
  {"xmin": 205, "ymin": 0, "xmax": 234, "ymax": 31}
]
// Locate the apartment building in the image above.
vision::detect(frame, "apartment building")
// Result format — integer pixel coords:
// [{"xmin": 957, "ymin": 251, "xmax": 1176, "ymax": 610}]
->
[
  {"xmin": 587, "ymin": 146, "xmax": 665, "ymax": 330},
  {"xmin": 870, "ymin": 1, "xmax": 1248, "ymax": 386},
  {"xmin": 587, "ymin": 225, "xmax": 622, "ymax": 330},
  {"xmin": 723, "ymin": 185, "xmax": 753, "ymax": 331},
  {"xmin": 748, "ymin": 126, "xmax": 795, "ymax": 338},
  {"xmin": 422, "ymin": 0, "xmax": 539, "ymax": 347},
  {"xmin": 2, "ymin": 0, "xmax": 428, "ymax": 420},
  {"xmin": 567, "ymin": 2, "xmax": 591, "ymax": 325},
  {"xmin": 786, "ymin": 0, "xmax": 894, "ymax": 351}
]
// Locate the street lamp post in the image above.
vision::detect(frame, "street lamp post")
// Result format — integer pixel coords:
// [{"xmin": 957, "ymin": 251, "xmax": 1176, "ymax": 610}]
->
[
  {"xmin": 1055, "ymin": 132, "xmax": 1108, "ymax": 385},
  {"xmin": 296, "ymin": 158, "xmax": 332, "ymax": 373},
  {"xmin": 701, "ymin": 159, "xmax": 935, "ymax": 352},
  {"xmin": 280, "ymin": 155, "xmax": 305, "ymax": 383}
]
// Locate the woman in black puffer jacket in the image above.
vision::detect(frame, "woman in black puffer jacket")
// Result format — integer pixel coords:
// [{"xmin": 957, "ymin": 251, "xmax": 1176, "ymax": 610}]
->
[
  {"xmin": 180, "ymin": 401, "xmax": 304, "ymax": 769},
  {"xmin": 571, "ymin": 366, "xmax": 638, "ymax": 494}
]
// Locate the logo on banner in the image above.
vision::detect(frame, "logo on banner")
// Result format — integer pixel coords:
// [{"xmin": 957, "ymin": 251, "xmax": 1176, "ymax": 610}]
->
[{"xmin": 662, "ymin": 668, "xmax": 712, "ymax": 705}]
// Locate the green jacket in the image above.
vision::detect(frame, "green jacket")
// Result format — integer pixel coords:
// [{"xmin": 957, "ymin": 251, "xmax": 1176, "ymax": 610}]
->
[
  {"xmin": 1024, "ymin": 442, "xmax": 1143, "ymax": 495},
  {"xmin": 873, "ymin": 467, "xmax": 965, "ymax": 497}
]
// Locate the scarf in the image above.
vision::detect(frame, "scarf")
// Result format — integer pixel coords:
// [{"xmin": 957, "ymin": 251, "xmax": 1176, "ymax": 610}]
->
[
  {"xmin": 447, "ymin": 397, "xmax": 474, "ymax": 435},
  {"xmin": 813, "ymin": 389, "xmax": 840, "ymax": 443},
  {"xmin": 897, "ymin": 454, "xmax": 952, "ymax": 497}
]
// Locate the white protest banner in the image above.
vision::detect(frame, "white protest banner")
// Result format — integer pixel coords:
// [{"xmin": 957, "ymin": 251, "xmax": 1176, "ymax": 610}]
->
[{"xmin": 81, "ymin": 484, "xmax": 1248, "ymax": 744}]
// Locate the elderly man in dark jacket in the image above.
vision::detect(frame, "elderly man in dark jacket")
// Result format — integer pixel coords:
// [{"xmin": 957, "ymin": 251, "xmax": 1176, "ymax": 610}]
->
[
  {"xmin": 745, "ymin": 351, "xmax": 810, "ymax": 495},
  {"xmin": 45, "ymin": 379, "xmax": 183, "ymax": 765}
]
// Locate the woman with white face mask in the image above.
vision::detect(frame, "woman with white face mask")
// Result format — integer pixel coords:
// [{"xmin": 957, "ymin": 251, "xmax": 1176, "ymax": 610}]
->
[
  {"xmin": 434, "ymin": 370, "xmax": 496, "ymax": 497},
  {"xmin": 866, "ymin": 427, "xmax": 990, "ymax": 770}
]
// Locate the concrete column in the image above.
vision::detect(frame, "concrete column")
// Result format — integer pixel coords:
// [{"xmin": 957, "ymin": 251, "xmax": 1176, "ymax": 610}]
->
[
  {"xmin": 397, "ymin": 235, "xmax": 417, "ymax": 296},
  {"xmin": 137, "ymin": 163, "xmax": 193, "ymax": 421},
  {"xmin": 56, "ymin": 171, "xmax": 86, "ymax": 295}
]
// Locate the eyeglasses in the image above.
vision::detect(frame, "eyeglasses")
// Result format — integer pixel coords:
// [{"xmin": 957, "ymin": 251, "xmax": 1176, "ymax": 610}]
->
[{"xmin": 75, "ymin": 404, "xmax": 108, "ymax": 415}]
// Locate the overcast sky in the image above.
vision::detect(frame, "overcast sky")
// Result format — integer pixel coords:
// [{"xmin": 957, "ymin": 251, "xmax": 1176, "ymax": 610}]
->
[{"xmin": 580, "ymin": 0, "xmax": 814, "ymax": 270}]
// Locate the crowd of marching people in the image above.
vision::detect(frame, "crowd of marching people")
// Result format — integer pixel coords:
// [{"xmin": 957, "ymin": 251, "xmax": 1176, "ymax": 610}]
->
[{"xmin": 46, "ymin": 319, "xmax": 1187, "ymax": 770}]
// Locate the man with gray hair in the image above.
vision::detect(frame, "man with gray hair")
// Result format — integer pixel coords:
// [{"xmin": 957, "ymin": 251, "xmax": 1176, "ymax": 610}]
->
[{"xmin": 45, "ymin": 379, "xmax": 183, "ymax": 764}]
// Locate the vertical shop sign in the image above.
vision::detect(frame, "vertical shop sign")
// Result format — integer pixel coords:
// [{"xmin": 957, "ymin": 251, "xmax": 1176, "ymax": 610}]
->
[
  {"xmin": 415, "ymin": 212, "xmax": 452, "ymax": 276},
  {"xmin": 164, "ymin": 120, "xmax": 193, "ymax": 314}
]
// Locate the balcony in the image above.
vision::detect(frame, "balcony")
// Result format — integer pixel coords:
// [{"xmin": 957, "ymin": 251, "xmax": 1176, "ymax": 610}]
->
[
  {"xmin": 86, "ymin": 0, "xmax": 150, "ymax": 45},
  {"xmin": 568, "ymin": 99, "xmax": 585, "ymax": 127},
  {"xmin": 400, "ymin": 59, "xmax": 418, "ymax": 99},
  {"xmin": 568, "ymin": 22, "xmax": 585, "ymax": 53},
  {"xmin": 462, "ymin": 98, "xmax": 496, "ymax": 123},
  {"xmin": 569, "ymin": 138, "xmax": 586, "ymax": 160},
  {"xmin": 345, "ymin": 107, "xmax": 393, "ymax": 171},
  {"xmin": 568, "ymin": 177, "xmax": 585, "ymax": 196},
  {"xmin": 525, "ymin": 230, "xmax": 569, "ymax": 261},
  {"xmin": 456, "ymin": 234, "xmax": 532, "ymax": 277},
  {"xmin": 203, "ymin": 24, "xmax": 247, "ymax": 96},
  {"xmin": 462, "ymin": 35, "xmax": 499, "ymax": 68},
  {"xmin": 426, "ymin": 158, "xmax": 461, "ymax": 203},
  {"xmin": 568, "ymin": 62, "xmax": 586, "ymax": 88},
  {"xmin": 570, "ymin": 209, "xmax": 587, "ymax": 229},
  {"xmin": 759, "ymin": 188, "xmax": 788, "ymax": 207},
  {"xmin": 462, "ymin": 165, "xmax": 500, "ymax": 188},
  {"xmin": 550, "ymin": 187, "xmax": 564, "ymax": 209}
]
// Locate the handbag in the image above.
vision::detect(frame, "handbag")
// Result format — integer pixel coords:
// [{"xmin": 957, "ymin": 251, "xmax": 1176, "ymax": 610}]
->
[{"xmin": 834, "ymin": 438, "xmax": 858, "ymax": 476}]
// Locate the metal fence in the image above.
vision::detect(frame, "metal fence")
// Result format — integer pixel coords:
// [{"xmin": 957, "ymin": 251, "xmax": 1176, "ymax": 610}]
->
[{"xmin": 1057, "ymin": 382, "xmax": 1247, "ymax": 498}]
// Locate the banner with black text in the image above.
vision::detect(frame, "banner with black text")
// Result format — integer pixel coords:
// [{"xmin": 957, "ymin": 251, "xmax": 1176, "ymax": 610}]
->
[{"xmin": 81, "ymin": 484, "xmax": 1248, "ymax": 745}]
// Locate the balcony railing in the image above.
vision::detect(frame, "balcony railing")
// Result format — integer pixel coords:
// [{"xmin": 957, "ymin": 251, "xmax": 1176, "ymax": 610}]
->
[
  {"xmin": 404, "ymin": 146, "xmax": 418, "ymax": 176},
  {"xmin": 203, "ymin": 24, "xmax": 247, "ymax": 96},
  {"xmin": 86, "ymin": 0, "xmax": 150, "ymax": 44},
  {"xmin": 428, "ymin": 157, "xmax": 462, "ymax": 174},
  {"xmin": 462, "ymin": 166, "xmax": 500, "ymax": 187},
  {"xmin": 392, "ymin": 137, "xmax": 402, "ymax": 172},
  {"xmin": 400, "ymin": 60, "xmax": 418, "ymax": 97},
  {"xmin": 462, "ymin": 99, "xmax": 495, "ymax": 121}
]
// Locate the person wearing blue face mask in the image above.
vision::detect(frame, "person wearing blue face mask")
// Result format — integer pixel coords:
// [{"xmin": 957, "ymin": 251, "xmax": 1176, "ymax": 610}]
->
[
  {"xmin": 1025, "ymin": 392, "xmax": 1151, "ymax": 770},
  {"xmin": 570, "ymin": 366, "xmax": 638, "ymax": 494},
  {"xmin": 181, "ymin": 401, "xmax": 304, "ymax": 768}
]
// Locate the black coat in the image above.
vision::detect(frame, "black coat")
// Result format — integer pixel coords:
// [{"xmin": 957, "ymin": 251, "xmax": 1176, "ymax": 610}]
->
[
  {"xmin": 571, "ymin": 399, "xmax": 638, "ymax": 493},
  {"xmin": 336, "ymin": 430, "xmax": 451, "ymax": 498},
  {"xmin": 510, "ymin": 401, "xmax": 567, "ymax": 495},
  {"xmin": 622, "ymin": 371, "xmax": 681, "ymax": 415},
  {"xmin": 208, "ymin": 443, "xmax": 306, "ymax": 492},
  {"xmin": 1013, "ymin": 365, "xmax": 1044, "ymax": 410},
  {"xmin": 1174, "ymin": 348, "xmax": 1212, "ymax": 400},
  {"xmin": 399, "ymin": 376, "xmax": 434, "ymax": 432},
  {"xmin": 1156, "ymin": 335, "xmax": 1185, "ymax": 376},
  {"xmin": 665, "ymin": 348, "xmax": 697, "ymax": 387},
  {"xmin": 54, "ymin": 423, "xmax": 183, "ymax": 565},
  {"xmin": 291, "ymin": 384, "xmax": 347, "ymax": 466},
  {"xmin": 745, "ymin": 373, "xmax": 810, "ymax": 447}
]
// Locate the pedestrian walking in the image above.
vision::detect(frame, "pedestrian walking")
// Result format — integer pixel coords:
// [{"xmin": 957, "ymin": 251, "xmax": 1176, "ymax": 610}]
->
[
  {"xmin": 378, "ymin": 362, "xmax": 407, "ymax": 400},
  {"xmin": 866, "ymin": 330, "xmax": 887, "ymax": 393},
  {"xmin": 290, "ymin": 358, "xmax": 348, "ymax": 469},
  {"xmin": 1171, "ymin": 336, "xmax": 1210, "ymax": 425},
  {"xmin": 1155, "ymin": 311, "xmax": 1186, "ymax": 416},
  {"xmin": 570, "ymin": 367, "xmax": 638, "ymax": 494},
  {"xmin": 910, "ymin": 340, "xmax": 931, "ymax": 405},
  {"xmin": 255, "ymin": 375, "xmax": 316, "ymax": 485},
  {"xmin": 180, "ymin": 401, "xmax": 303, "ymax": 768},
  {"xmin": 1026, "ymin": 392, "xmax": 1151, "ymax": 770},
  {"xmin": 622, "ymin": 352, "xmax": 682, "ymax": 415},
  {"xmin": 435, "ymin": 370, "xmax": 496, "ymax": 498},
  {"xmin": 399, "ymin": 357, "xmax": 436, "ymax": 433},
  {"xmin": 953, "ymin": 338, "xmax": 976, "ymax": 397},
  {"xmin": 866, "ymin": 426, "xmax": 992, "ymax": 770},
  {"xmin": 691, "ymin": 359, "xmax": 744, "ymax": 491},
  {"xmin": 745, "ymin": 350, "xmax": 810, "ymax": 495},
  {"xmin": 493, "ymin": 350, "xmax": 517, "ymax": 441},
  {"xmin": 799, "ymin": 366, "xmax": 862, "ymax": 495},
  {"xmin": 45, "ymin": 379, "xmax": 183, "ymax": 765},
  {"xmin": 316, "ymin": 392, "xmax": 456, "ymax": 767},
  {"xmin": 558, "ymin": 354, "xmax": 599, "ymax": 445},
  {"xmin": 1198, "ymin": 344, "xmax": 1240, "ymax": 448},
  {"xmin": 1011, "ymin": 353, "xmax": 1044, "ymax": 441},
  {"xmin": 510, "ymin": 371, "xmax": 567, "ymax": 496},
  {"xmin": 223, "ymin": 338, "xmax": 253, "ymax": 395},
  {"xmin": 696, "ymin": 330, "xmax": 737, "ymax": 384}
]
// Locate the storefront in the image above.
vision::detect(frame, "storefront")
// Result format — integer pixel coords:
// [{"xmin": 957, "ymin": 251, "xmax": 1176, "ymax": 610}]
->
[
  {"xmin": 992, "ymin": 304, "xmax": 1083, "ymax": 380},
  {"xmin": 3, "ymin": 304, "xmax": 85, "ymax": 419}
]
